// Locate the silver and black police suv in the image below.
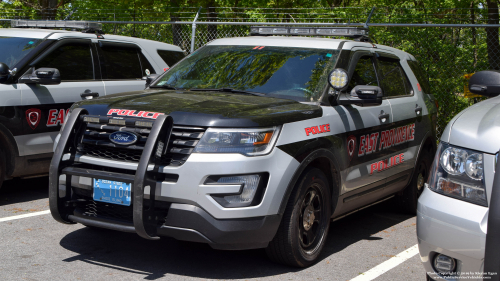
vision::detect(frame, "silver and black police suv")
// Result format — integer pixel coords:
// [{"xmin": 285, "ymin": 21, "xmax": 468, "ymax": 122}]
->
[
  {"xmin": 49, "ymin": 26, "xmax": 437, "ymax": 267},
  {"xmin": 0, "ymin": 20, "xmax": 185, "ymax": 189}
]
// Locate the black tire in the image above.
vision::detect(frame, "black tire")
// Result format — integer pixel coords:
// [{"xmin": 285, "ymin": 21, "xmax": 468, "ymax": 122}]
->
[
  {"xmin": 0, "ymin": 150, "xmax": 5, "ymax": 190},
  {"xmin": 266, "ymin": 167, "xmax": 332, "ymax": 267},
  {"xmin": 398, "ymin": 150, "xmax": 432, "ymax": 214}
]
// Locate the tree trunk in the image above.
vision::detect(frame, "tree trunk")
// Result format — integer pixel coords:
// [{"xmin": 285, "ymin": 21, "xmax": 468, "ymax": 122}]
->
[
  {"xmin": 169, "ymin": 0, "xmax": 183, "ymax": 48},
  {"xmin": 470, "ymin": 2, "xmax": 477, "ymax": 69},
  {"xmin": 207, "ymin": 6, "xmax": 218, "ymax": 43},
  {"xmin": 486, "ymin": 0, "xmax": 500, "ymax": 70},
  {"xmin": 38, "ymin": 0, "xmax": 59, "ymax": 20}
]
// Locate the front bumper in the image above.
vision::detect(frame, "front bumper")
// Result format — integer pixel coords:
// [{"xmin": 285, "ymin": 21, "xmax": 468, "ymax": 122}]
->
[
  {"xmin": 417, "ymin": 187, "xmax": 488, "ymax": 280},
  {"xmin": 49, "ymin": 109, "xmax": 294, "ymax": 248},
  {"xmin": 68, "ymin": 202, "xmax": 281, "ymax": 250}
]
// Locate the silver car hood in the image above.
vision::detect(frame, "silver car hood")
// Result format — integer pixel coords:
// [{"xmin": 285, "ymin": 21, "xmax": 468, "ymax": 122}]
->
[{"xmin": 442, "ymin": 95, "xmax": 500, "ymax": 154}]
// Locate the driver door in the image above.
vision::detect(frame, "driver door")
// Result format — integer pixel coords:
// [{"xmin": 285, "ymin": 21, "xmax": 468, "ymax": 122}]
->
[
  {"xmin": 18, "ymin": 39, "xmax": 105, "ymax": 156},
  {"xmin": 336, "ymin": 50, "xmax": 394, "ymax": 199}
]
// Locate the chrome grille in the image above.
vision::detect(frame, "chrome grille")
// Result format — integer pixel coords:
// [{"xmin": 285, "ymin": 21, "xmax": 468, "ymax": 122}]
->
[{"xmin": 77, "ymin": 117, "xmax": 205, "ymax": 166}]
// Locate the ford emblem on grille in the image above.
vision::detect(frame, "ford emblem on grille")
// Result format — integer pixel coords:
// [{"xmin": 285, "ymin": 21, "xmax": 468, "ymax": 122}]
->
[{"xmin": 109, "ymin": 131, "xmax": 138, "ymax": 145}]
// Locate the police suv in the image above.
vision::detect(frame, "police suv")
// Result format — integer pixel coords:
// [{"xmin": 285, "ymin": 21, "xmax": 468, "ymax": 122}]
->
[
  {"xmin": 50, "ymin": 26, "xmax": 437, "ymax": 267},
  {"xmin": 0, "ymin": 20, "xmax": 184, "ymax": 188}
]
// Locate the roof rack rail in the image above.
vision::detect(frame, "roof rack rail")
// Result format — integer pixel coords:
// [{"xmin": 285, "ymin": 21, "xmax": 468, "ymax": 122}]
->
[
  {"xmin": 11, "ymin": 20, "xmax": 103, "ymax": 33},
  {"xmin": 250, "ymin": 26, "xmax": 371, "ymax": 42}
]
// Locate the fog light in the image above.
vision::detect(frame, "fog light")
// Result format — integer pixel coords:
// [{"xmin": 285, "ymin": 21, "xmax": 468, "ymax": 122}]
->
[
  {"xmin": 219, "ymin": 175, "xmax": 260, "ymax": 204},
  {"xmin": 433, "ymin": 254, "xmax": 456, "ymax": 274}
]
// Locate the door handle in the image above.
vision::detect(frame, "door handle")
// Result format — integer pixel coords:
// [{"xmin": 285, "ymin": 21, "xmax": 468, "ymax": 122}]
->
[
  {"xmin": 378, "ymin": 112, "xmax": 390, "ymax": 123},
  {"xmin": 415, "ymin": 105, "xmax": 423, "ymax": 115},
  {"xmin": 81, "ymin": 90, "xmax": 99, "ymax": 100}
]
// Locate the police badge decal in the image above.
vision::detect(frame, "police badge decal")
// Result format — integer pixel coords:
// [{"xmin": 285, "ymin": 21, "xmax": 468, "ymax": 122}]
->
[
  {"xmin": 26, "ymin": 108, "xmax": 41, "ymax": 130},
  {"xmin": 347, "ymin": 135, "xmax": 356, "ymax": 160}
]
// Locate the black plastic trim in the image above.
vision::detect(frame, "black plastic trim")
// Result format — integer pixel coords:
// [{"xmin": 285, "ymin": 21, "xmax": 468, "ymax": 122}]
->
[
  {"xmin": 133, "ymin": 114, "xmax": 173, "ymax": 240},
  {"xmin": 49, "ymin": 108, "xmax": 88, "ymax": 224},
  {"xmin": 163, "ymin": 203, "xmax": 281, "ymax": 250},
  {"xmin": 62, "ymin": 167, "xmax": 135, "ymax": 183}
]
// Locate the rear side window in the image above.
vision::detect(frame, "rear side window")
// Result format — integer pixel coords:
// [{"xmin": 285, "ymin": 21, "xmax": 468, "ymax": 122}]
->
[
  {"xmin": 407, "ymin": 60, "xmax": 431, "ymax": 94},
  {"xmin": 377, "ymin": 57, "xmax": 412, "ymax": 97},
  {"xmin": 157, "ymin": 50, "xmax": 185, "ymax": 67},
  {"xmin": 35, "ymin": 43, "xmax": 93, "ymax": 81},
  {"xmin": 100, "ymin": 43, "xmax": 155, "ymax": 79}
]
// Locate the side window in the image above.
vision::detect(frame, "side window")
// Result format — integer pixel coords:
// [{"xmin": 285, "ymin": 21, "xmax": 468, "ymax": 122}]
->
[
  {"xmin": 139, "ymin": 52, "xmax": 156, "ymax": 75},
  {"xmin": 157, "ymin": 50, "xmax": 185, "ymax": 67},
  {"xmin": 407, "ymin": 60, "xmax": 430, "ymax": 94},
  {"xmin": 99, "ymin": 43, "xmax": 146, "ymax": 80},
  {"xmin": 377, "ymin": 57, "xmax": 412, "ymax": 97},
  {"xmin": 34, "ymin": 43, "xmax": 93, "ymax": 81},
  {"xmin": 346, "ymin": 55, "xmax": 378, "ymax": 93}
]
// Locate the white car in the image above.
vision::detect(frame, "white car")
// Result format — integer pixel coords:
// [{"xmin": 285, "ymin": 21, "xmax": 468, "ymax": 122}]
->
[{"xmin": 417, "ymin": 70, "xmax": 500, "ymax": 280}]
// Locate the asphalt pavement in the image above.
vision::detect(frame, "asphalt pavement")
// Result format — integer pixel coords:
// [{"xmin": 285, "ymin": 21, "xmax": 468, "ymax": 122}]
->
[{"xmin": 0, "ymin": 177, "xmax": 426, "ymax": 281}]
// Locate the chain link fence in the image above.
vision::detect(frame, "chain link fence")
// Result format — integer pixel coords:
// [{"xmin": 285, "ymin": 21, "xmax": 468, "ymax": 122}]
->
[{"xmin": 1, "ymin": 6, "xmax": 499, "ymax": 137}]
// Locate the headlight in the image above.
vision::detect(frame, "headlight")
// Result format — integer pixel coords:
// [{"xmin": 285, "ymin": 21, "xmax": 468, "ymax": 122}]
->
[
  {"xmin": 428, "ymin": 143, "xmax": 487, "ymax": 206},
  {"xmin": 193, "ymin": 126, "xmax": 281, "ymax": 156}
]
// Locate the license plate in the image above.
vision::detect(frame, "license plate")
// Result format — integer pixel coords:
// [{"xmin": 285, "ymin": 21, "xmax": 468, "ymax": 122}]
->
[{"xmin": 93, "ymin": 179, "xmax": 132, "ymax": 206}]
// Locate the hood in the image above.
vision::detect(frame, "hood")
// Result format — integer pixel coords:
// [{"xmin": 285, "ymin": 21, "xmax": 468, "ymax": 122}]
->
[
  {"xmin": 446, "ymin": 95, "xmax": 500, "ymax": 154},
  {"xmin": 73, "ymin": 90, "xmax": 322, "ymax": 127}
]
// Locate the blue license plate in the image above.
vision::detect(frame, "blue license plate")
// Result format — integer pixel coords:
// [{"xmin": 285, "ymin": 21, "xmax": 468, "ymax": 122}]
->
[{"xmin": 93, "ymin": 179, "xmax": 132, "ymax": 206}]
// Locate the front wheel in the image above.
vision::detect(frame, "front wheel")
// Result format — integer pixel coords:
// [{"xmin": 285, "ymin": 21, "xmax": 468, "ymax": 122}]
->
[{"xmin": 266, "ymin": 168, "xmax": 332, "ymax": 267}]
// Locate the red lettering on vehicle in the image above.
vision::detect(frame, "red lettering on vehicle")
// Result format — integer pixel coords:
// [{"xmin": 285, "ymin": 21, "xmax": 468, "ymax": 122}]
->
[
  {"xmin": 370, "ymin": 153, "xmax": 405, "ymax": 175},
  {"xmin": 46, "ymin": 109, "xmax": 68, "ymax": 127},
  {"xmin": 304, "ymin": 124, "xmax": 330, "ymax": 136},
  {"xmin": 107, "ymin": 109, "xmax": 164, "ymax": 119}
]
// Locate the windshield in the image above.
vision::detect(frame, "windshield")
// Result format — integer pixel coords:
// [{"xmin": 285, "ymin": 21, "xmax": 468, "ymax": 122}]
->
[
  {"xmin": 153, "ymin": 45, "xmax": 340, "ymax": 102},
  {"xmin": 0, "ymin": 37, "xmax": 43, "ymax": 68}
]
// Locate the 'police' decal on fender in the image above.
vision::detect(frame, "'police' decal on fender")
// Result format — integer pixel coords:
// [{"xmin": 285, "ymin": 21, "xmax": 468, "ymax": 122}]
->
[
  {"xmin": 370, "ymin": 153, "xmax": 405, "ymax": 175},
  {"xmin": 107, "ymin": 109, "xmax": 164, "ymax": 119},
  {"xmin": 305, "ymin": 124, "xmax": 330, "ymax": 136}
]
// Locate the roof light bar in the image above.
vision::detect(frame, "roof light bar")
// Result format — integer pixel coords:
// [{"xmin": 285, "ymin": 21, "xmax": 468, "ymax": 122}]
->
[
  {"xmin": 250, "ymin": 26, "xmax": 368, "ymax": 38},
  {"xmin": 11, "ymin": 20, "xmax": 102, "ymax": 31}
]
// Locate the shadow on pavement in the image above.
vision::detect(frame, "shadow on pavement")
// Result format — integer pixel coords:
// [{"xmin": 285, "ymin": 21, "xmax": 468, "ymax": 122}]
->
[
  {"xmin": 0, "ymin": 176, "xmax": 48, "ymax": 206},
  {"xmin": 58, "ymin": 199, "xmax": 414, "ymax": 280}
]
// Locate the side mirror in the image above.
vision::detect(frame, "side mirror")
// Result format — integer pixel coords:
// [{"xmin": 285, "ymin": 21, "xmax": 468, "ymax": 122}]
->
[
  {"xmin": 0, "ymin": 63, "xmax": 10, "ymax": 78},
  {"xmin": 338, "ymin": 85, "xmax": 383, "ymax": 106},
  {"xmin": 144, "ymin": 74, "xmax": 160, "ymax": 88},
  {"xmin": 19, "ymin": 68, "xmax": 61, "ymax": 85},
  {"xmin": 469, "ymin": 70, "xmax": 500, "ymax": 97}
]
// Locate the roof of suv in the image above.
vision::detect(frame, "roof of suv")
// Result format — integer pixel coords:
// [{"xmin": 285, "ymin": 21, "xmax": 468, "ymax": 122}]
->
[
  {"xmin": 207, "ymin": 36, "xmax": 412, "ymax": 59},
  {"xmin": 0, "ymin": 28, "xmax": 183, "ymax": 51}
]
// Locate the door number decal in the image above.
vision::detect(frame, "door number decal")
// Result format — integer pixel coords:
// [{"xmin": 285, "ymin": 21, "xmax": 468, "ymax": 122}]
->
[{"xmin": 26, "ymin": 108, "xmax": 41, "ymax": 130}]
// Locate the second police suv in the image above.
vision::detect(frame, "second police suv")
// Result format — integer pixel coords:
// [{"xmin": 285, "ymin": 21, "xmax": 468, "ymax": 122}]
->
[
  {"xmin": 0, "ymin": 20, "xmax": 184, "ymax": 189},
  {"xmin": 49, "ymin": 26, "xmax": 437, "ymax": 267}
]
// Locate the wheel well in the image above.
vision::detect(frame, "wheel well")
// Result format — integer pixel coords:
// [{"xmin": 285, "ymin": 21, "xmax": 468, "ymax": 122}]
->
[
  {"xmin": 308, "ymin": 157, "xmax": 340, "ymax": 212},
  {"xmin": 0, "ymin": 124, "xmax": 19, "ymax": 176}
]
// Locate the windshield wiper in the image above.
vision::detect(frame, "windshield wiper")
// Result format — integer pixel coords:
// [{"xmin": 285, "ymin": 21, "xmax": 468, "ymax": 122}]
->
[
  {"xmin": 150, "ymin": 84, "xmax": 179, "ymax": 90},
  {"xmin": 190, "ymin": 88, "xmax": 266, "ymax": 97}
]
